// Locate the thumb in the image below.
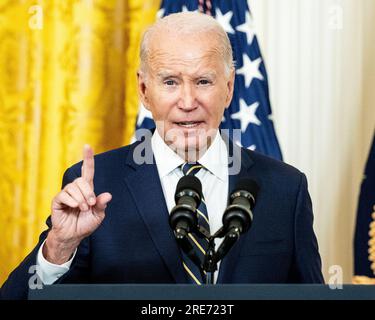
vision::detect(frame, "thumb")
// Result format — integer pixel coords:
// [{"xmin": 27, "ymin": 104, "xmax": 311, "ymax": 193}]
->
[{"xmin": 94, "ymin": 192, "xmax": 112, "ymax": 212}]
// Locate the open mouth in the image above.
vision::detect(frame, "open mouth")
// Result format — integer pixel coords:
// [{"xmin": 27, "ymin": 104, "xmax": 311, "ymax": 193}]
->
[{"xmin": 175, "ymin": 121, "xmax": 204, "ymax": 128}]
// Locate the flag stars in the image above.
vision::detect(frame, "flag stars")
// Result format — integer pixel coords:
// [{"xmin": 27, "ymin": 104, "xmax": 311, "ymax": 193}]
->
[
  {"xmin": 236, "ymin": 11, "xmax": 256, "ymax": 46},
  {"xmin": 231, "ymin": 100, "xmax": 261, "ymax": 133},
  {"xmin": 156, "ymin": 8, "xmax": 165, "ymax": 19},
  {"xmin": 235, "ymin": 140, "xmax": 257, "ymax": 151},
  {"xmin": 248, "ymin": 145, "xmax": 257, "ymax": 151},
  {"xmin": 215, "ymin": 8, "xmax": 235, "ymax": 34},
  {"xmin": 236, "ymin": 54, "xmax": 264, "ymax": 88},
  {"xmin": 136, "ymin": 103, "xmax": 153, "ymax": 127}
]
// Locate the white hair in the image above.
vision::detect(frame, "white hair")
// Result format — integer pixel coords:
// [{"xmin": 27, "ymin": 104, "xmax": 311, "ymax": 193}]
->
[{"xmin": 140, "ymin": 12, "xmax": 234, "ymax": 76}]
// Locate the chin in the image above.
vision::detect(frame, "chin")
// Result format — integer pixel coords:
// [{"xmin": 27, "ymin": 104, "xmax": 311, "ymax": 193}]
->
[
  {"xmin": 169, "ymin": 136, "xmax": 213, "ymax": 161},
  {"xmin": 163, "ymin": 125, "xmax": 217, "ymax": 156}
]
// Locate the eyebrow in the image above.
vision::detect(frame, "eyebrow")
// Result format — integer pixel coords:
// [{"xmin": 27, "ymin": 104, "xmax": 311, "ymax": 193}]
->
[
  {"xmin": 156, "ymin": 71, "xmax": 178, "ymax": 79},
  {"xmin": 197, "ymin": 72, "xmax": 217, "ymax": 79},
  {"xmin": 156, "ymin": 71, "xmax": 217, "ymax": 79}
]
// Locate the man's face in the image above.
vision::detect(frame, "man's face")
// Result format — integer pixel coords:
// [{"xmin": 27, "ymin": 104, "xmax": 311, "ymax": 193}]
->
[{"xmin": 138, "ymin": 31, "xmax": 235, "ymax": 157}]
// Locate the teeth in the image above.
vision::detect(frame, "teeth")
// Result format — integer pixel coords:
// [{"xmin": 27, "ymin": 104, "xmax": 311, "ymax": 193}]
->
[{"xmin": 177, "ymin": 121, "xmax": 200, "ymax": 127}]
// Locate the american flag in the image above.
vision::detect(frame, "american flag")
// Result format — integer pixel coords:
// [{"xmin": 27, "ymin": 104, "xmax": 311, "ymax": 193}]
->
[
  {"xmin": 135, "ymin": 0, "xmax": 283, "ymax": 160},
  {"xmin": 354, "ymin": 133, "xmax": 375, "ymax": 279}
]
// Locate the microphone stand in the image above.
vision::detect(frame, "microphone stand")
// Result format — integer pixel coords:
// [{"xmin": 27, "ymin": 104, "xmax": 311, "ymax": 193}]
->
[
  {"xmin": 202, "ymin": 227, "xmax": 241, "ymax": 285},
  {"xmin": 202, "ymin": 237, "xmax": 216, "ymax": 284},
  {"xmin": 174, "ymin": 224, "xmax": 242, "ymax": 285}
]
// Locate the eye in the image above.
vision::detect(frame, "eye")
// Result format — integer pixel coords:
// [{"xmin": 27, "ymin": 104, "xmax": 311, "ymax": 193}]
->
[
  {"xmin": 164, "ymin": 79, "xmax": 176, "ymax": 86},
  {"xmin": 198, "ymin": 79, "xmax": 211, "ymax": 85}
]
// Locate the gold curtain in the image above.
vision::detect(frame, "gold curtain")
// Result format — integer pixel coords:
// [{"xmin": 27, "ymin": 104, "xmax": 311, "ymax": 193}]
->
[{"xmin": 0, "ymin": 0, "xmax": 160, "ymax": 285}]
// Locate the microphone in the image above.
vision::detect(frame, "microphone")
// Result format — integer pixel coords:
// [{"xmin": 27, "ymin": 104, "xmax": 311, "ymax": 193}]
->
[
  {"xmin": 169, "ymin": 175, "xmax": 202, "ymax": 240},
  {"xmin": 222, "ymin": 178, "xmax": 259, "ymax": 236},
  {"xmin": 169, "ymin": 175, "xmax": 204, "ymax": 271},
  {"xmin": 213, "ymin": 178, "xmax": 259, "ymax": 263}
]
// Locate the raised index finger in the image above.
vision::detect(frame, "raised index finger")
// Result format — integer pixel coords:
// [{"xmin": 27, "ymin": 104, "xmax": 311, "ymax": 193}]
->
[{"xmin": 82, "ymin": 144, "xmax": 95, "ymax": 186}]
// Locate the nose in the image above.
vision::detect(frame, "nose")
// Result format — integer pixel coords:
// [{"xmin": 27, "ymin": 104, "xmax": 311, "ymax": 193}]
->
[{"xmin": 178, "ymin": 83, "xmax": 197, "ymax": 111}]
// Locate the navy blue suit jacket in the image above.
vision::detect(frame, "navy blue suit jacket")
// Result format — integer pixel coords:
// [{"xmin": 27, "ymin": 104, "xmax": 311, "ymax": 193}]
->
[{"xmin": 1, "ymin": 139, "xmax": 324, "ymax": 299}]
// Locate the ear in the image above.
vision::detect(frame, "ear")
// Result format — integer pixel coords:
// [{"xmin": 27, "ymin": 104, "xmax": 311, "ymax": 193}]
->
[
  {"xmin": 224, "ymin": 68, "xmax": 235, "ymax": 109},
  {"xmin": 137, "ymin": 70, "xmax": 150, "ymax": 110}
]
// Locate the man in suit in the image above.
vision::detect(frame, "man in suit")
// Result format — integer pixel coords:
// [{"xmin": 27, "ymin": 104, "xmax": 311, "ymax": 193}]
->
[{"xmin": 1, "ymin": 12, "xmax": 323, "ymax": 300}]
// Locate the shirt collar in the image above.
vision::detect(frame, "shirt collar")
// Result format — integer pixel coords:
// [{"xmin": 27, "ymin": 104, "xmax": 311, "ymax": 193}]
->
[
  {"xmin": 152, "ymin": 129, "xmax": 185, "ymax": 178},
  {"xmin": 151, "ymin": 129, "xmax": 228, "ymax": 181},
  {"xmin": 198, "ymin": 131, "xmax": 228, "ymax": 181}
]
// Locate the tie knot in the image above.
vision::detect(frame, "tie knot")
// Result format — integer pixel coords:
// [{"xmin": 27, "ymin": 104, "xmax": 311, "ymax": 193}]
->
[{"xmin": 181, "ymin": 162, "xmax": 203, "ymax": 176}]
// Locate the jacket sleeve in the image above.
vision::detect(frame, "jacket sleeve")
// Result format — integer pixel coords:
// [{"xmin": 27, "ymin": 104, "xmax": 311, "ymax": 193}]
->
[
  {"xmin": 289, "ymin": 173, "xmax": 325, "ymax": 283},
  {"xmin": 0, "ymin": 165, "xmax": 89, "ymax": 300}
]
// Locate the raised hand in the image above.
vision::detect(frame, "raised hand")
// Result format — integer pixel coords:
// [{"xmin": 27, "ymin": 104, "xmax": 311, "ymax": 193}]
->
[{"xmin": 44, "ymin": 145, "xmax": 112, "ymax": 264}]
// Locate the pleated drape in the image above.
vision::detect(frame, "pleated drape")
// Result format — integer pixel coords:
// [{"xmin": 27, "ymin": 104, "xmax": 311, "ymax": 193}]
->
[{"xmin": 0, "ymin": 0, "xmax": 160, "ymax": 285}]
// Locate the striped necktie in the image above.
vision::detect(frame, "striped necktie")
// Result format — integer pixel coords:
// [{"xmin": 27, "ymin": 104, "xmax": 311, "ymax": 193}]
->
[{"xmin": 180, "ymin": 162, "xmax": 210, "ymax": 284}]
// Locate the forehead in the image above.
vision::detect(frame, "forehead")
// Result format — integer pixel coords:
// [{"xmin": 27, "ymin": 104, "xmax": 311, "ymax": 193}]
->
[{"xmin": 147, "ymin": 31, "xmax": 225, "ymax": 75}]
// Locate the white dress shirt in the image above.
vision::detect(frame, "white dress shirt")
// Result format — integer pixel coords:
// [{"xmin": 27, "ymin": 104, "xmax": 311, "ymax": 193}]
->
[{"xmin": 37, "ymin": 129, "xmax": 229, "ymax": 284}]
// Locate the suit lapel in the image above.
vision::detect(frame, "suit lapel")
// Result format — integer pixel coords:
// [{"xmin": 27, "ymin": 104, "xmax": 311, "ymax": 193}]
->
[
  {"xmin": 122, "ymin": 136, "xmax": 255, "ymax": 284},
  {"xmin": 122, "ymin": 141, "xmax": 187, "ymax": 284},
  {"xmin": 217, "ymin": 141, "xmax": 255, "ymax": 283}
]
